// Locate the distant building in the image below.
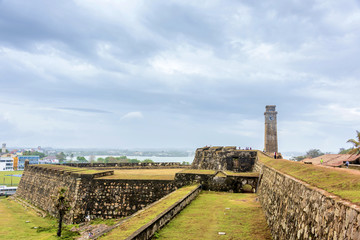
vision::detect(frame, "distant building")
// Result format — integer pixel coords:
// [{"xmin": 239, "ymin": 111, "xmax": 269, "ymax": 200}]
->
[
  {"xmin": 40, "ymin": 155, "xmax": 59, "ymax": 164},
  {"xmin": 15, "ymin": 155, "xmax": 40, "ymax": 170},
  {"xmin": 0, "ymin": 157, "xmax": 14, "ymax": 171}
]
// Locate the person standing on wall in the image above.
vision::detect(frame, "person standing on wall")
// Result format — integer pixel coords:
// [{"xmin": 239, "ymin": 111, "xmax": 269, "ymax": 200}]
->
[
  {"xmin": 274, "ymin": 152, "xmax": 277, "ymax": 159},
  {"xmin": 345, "ymin": 161, "xmax": 349, "ymax": 168}
]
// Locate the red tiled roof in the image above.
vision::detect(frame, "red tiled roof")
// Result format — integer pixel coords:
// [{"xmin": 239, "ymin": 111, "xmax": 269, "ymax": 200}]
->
[{"xmin": 301, "ymin": 154, "xmax": 359, "ymax": 167}]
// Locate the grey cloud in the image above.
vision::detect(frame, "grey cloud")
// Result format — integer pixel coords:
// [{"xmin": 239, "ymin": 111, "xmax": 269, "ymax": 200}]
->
[
  {"xmin": 0, "ymin": 0, "xmax": 359, "ymax": 151},
  {"xmin": 57, "ymin": 107, "xmax": 112, "ymax": 114}
]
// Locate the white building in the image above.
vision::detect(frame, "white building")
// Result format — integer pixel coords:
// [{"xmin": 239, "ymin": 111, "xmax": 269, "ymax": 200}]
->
[{"xmin": 0, "ymin": 157, "xmax": 14, "ymax": 171}]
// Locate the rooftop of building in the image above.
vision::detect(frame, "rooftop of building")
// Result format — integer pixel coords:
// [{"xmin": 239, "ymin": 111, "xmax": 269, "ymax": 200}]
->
[{"xmin": 301, "ymin": 154, "xmax": 359, "ymax": 167}]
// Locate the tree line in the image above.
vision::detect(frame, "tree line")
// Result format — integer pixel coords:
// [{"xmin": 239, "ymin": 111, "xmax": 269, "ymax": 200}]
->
[{"xmin": 292, "ymin": 130, "xmax": 360, "ymax": 161}]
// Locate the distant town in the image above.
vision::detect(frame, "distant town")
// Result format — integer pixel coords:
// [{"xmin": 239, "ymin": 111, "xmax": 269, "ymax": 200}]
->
[{"xmin": 0, "ymin": 143, "xmax": 194, "ymax": 171}]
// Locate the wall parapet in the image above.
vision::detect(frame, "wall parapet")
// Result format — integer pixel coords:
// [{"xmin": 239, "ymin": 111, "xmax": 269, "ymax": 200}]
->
[
  {"xmin": 125, "ymin": 185, "xmax": 202, "ymax": 240},
  {"xmin": 256, "ymin": 161, "xmax": 360, "ymax": 239}
]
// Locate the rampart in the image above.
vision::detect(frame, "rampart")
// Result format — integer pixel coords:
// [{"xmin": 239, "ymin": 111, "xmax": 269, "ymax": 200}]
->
[
  {"xmin": 125, "ymin": 185, "xmax": 202, "ymax": 240},
  {"xmin": 256, "ymin": 159, "xmax": 360, "ymax": 239},
  {"xmin": 16, "ymin": 165, "xmax": 176, "ymax": 223},
  {"xmin": 75, "ymin": 178, "xmax": 174, "ymax": 222},
  {"xmin": 15, "ymin": 165, "xmax": 82, "ymax": 223},
  {"xmin": 191, "ymin": 146, "xmax": 256, "ymax": 172},
  {"xmin": 16, "ymin": 148, "xmax": 360, "ymax": 239},
  {"xmin": 63, "ymin": 162, "xmax": 183, "ymax": 169}
]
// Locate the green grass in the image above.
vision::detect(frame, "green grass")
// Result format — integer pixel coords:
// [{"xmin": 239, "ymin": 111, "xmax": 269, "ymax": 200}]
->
[
  {"xmin": 154, "ymin": 192, "xmax": 271, "ymax": 240},
  {"xmin": 90, "ymin": 218, "xmax": 118, "ymax": 226},
  {"xmin": 0, "ymin": 198, "xmax": 78, "ymax": 239},
  {"xmin": 0, "ymin": 171, "xmax": 23, "ymax": 186},
  {"xmin": 178, "ymin": 169, "xmax": 216, "ymax": 175},
  {"xmin": 35, "ymin": 165, "xmax": 109, "ymax": 175},
  {"xmin": 258, "ymin": 151, "xmax": 360, "ymax": 204},
  {"xmin": 224, "ymin": 171, "xmax": 260, "ymax": 177},
  {"xmin": 99, "ymin": 169, "xmax": 183, "ymax": 180},
  {"xmin": 101, "ymin": 185, "xmax": 199, "ymax": 239}
]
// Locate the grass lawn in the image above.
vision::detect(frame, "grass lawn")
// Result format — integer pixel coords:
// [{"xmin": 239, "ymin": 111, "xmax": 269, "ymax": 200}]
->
[
  {"xmin": 0, "ymin": 171, "xmax": 23, "ymax": 186},
  {"xmin": 155, "ymin": 192, "xmax": 271, "ymax": 240},
  {"xmin": 99, "ymin": 168, "xmax": 184, "ymax": 180},
  {"xmin": 258, "ymin": 151, "xmax": 360, "ymax": 204},
  {"xmin": 224, "ymin": 171, "xmax": 260, "ymax": 177},
  {"xmin": 36, "ymin": 164, "xmax": 107, "ymax": 175},
  {"xmin": 178, "ymin": 169, "xmax": 216, "ymax": 175},
  {"xmin": 0, "ymin": 198, "xmax": 79, "ymax": 240},
  {"xmin": 101, "ymin": 185, "xmax": 199, "ymax": 239}
]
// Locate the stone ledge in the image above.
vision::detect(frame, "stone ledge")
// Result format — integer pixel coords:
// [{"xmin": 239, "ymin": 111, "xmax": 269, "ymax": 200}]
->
[{"xmin": 125, "ymin": 185, "xmax": 202, "ymax": 240}]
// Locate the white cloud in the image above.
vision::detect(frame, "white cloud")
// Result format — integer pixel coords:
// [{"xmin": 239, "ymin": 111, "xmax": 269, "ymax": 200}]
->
[
  {"xmin": 218, "ymin": 119, "xmax": 263, "ymax": 138},
  {"xmin": 0, "ymin": 46, "xmax": 101, "ymax": 85},
  {"xmin": 1, "ymin": 0, "xmax": 360, "ymax": 151},
  {"xmin": 121, "ymin": 111, "xmax": 144, "ymax": 120}
]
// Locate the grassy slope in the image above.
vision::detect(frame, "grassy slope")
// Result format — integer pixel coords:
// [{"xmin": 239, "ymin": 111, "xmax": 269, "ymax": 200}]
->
[
  {"xmin": 178, "ymin": 169, "xmax": 216, "ymax": 174},
  {"xmin": 0, "ymin": 171, "xmax": 23, "ymax": 186},
  {"xmin": 99, "ymin": 169, "xmax": 183, "ymax": 180},
  {"xmin": 0, "ymin": 198, "xmax": 78, "ymax": 240},
  {"xmin": 155, "ymin": 192, "xmax": 271, "ymax": 240},
  {"xmin": 258, "ymin": 152, "xmax": 360, "ymax": 204},
  {"xmin": 36, "ymin": 165, "xmax": 106, "ymax": 175},
  {"xmin": 224, "ymin": 171, "xmax": 260, "ymax": 177},
  {"xmin": 101, "ymin": 185, "xmax": 199, "ymax": 240}
]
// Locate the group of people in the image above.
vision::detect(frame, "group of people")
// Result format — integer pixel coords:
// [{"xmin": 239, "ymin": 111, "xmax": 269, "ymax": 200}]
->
[{"xmin": 240, "ymin": 147, "xmax": 252, "ymax": 150}]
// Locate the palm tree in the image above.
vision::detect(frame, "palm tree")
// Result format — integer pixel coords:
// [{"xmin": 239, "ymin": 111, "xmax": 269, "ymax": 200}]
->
[
  {"xmin": 54, "ymin": 188, "xmax": 70, "ymax": 237},
  {"xmin": 347, "ymin": 130, "xmax": 360, "ymax": 156}
]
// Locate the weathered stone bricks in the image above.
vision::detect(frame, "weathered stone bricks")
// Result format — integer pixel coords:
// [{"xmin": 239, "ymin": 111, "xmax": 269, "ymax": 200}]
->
[
  {"xmin": 16, "ymin": 165, "xmax": 176, "ymax": 223},
  {"xmin": 257, "ymin": 162, "xmax": 360, "ymax": 240}
]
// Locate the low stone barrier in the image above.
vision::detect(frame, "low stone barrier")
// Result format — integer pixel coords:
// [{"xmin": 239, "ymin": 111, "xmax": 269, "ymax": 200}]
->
[
  {"xmin": 256, "ymin": 162, "xmax": 360, "ymax": 240},
  {"xmin": 125, "ymin": 185, "xmax": 202, "ymax": 240}
]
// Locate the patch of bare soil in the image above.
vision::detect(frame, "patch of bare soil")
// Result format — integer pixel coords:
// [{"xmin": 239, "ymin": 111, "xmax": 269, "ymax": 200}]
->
[{"xmin": 72, "ymin": 223, "xmax": 109, "ymax": 240}]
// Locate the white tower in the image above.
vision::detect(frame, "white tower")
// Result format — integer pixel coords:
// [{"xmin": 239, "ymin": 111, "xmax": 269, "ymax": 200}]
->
[{"xmin": 2, "ymin": 143, "xmax": 6, "ymax": 153}]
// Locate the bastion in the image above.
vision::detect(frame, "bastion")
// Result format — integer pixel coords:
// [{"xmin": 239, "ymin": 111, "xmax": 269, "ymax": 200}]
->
[
  {"xmin": 15, "ymin": 149, "xmax": 260, "ymax": 224},
  {"xmin": 191, "ymin": 146, "xmax": 257, "ymax": 172},
  {"xmin": 15, "ymin": 164, "xmax": 178, "ymax": 223}
]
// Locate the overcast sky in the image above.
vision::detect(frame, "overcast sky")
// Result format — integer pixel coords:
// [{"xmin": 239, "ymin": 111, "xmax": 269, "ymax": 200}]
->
[{"xmin": 1, "ymin": 0, "xmax": 360, "ymax": 153}]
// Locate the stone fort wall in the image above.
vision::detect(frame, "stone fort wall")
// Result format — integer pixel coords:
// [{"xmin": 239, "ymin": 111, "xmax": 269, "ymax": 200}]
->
[
  {"xmin": 174, "ymin": 171, "xmax": 259, "ymax": 193},
  {"xmin": 15, "ymin": 165, "xmax": 80, "ymax": 223},
  {"xmin": 256, "ymin": 160, "xmax": 360, "ymax": 239},
  {"xmin": 74, "ymin": 179, "xmax": 174, "ymax": 222},
  {"xmin": 16, "ymin": 165, "xmax": 176, "ymax": 223},
  {"xmin": 191, "ymin": 146, "xmax": 256, "ymax": 172}
]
